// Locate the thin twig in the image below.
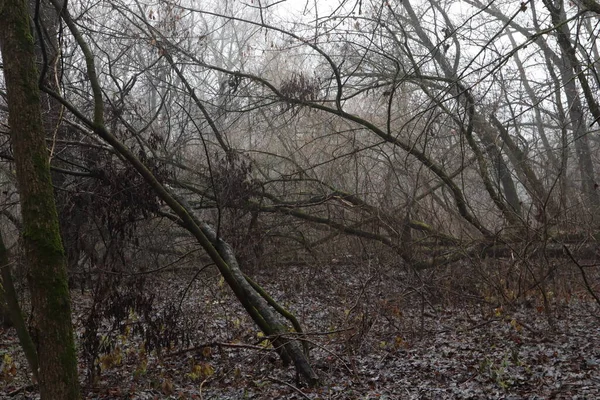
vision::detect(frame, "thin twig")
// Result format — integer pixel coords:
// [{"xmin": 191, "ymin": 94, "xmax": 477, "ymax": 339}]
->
[
  {"xmin": 167, "ymin": 341, "xmax": 271, "ymax": 357},
  {"xmin": 268, "ymin": 376, "xmax": 311, "ymax": 400},
  {"xmin": 562, "ymin": 244, "xmax": 600, "ymax": 308}
]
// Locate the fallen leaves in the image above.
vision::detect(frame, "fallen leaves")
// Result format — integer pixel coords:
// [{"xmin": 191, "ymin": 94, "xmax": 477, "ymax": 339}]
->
[{"xmin": 1, "ymin": 264, "xmax": 599, "ymax": 399}]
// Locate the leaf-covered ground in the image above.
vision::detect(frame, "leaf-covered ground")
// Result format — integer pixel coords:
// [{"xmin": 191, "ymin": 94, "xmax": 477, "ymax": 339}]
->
[{"xmin": 1, "ymin": 262, "xmax": 599, "ymax": 399}]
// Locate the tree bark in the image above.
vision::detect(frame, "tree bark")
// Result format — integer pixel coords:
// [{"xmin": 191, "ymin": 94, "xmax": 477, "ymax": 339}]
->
[{"xmin": 0, "ymin": 0, "xmax": 80, "ymax": 398}]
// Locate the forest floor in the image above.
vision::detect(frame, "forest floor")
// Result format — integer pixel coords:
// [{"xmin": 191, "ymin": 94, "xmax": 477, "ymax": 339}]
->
[{"xmin": 1, "ymin": 261, "xmax": 599, "ymax": 399}]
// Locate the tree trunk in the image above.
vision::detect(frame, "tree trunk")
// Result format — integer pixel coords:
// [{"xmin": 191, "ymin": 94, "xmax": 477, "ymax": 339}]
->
[
  {"xmin": 0, "ymin": 0, "xmax": 81, "ymax": 398},
  {"xmin": 30, "ymin": 0, "xmax": 86, "ymax": 277},
  {"xmin": 195, "ymin": 218, "xmax": 319, "ymax": 385}
]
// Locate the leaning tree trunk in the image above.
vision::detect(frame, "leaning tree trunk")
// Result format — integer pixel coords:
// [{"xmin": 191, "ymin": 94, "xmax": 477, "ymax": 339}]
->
[
  {"xmin": 172, "ymin": 195, "xmax": 318, "ymax": 385},
  {"xmin": 0, "ymin": 0, "xmax": 80, "ymax": 398},
  {"xmin": 50, "ymin": 0, "xmax": 319, "ymax": 385},
  {"xmin": 0, "ymin": 228, "xmax": 39, "ymax": 381}
]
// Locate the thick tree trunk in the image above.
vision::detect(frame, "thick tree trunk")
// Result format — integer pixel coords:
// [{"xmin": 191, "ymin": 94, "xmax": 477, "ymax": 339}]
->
[
  {"xmin": 30, "ymin": 0, "xmax": 86, "ymax": 277},
  {"xmin": 0, "ymin": 0, "xmax": 81, "ymax": 398}
]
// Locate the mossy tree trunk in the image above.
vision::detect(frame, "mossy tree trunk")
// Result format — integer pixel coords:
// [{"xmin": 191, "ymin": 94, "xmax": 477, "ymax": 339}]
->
[
  {"xmin": 29, "ymin": 0, "xmax": 85, "ymax": 278},
  {"xmin": 0, "ymin": 0, "xmax": 80, "ymax": 398}
]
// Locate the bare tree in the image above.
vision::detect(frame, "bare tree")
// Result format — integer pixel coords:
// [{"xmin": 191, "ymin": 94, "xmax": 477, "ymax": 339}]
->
[{"xmin": 2, "ymin": 0, "xmax": 599, "ymax": 393}]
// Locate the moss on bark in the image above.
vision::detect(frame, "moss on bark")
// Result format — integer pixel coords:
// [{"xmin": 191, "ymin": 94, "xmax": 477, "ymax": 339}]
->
[{"xmin": 0, "ymin": 0, "xmax": 80, "ymax": 398}]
